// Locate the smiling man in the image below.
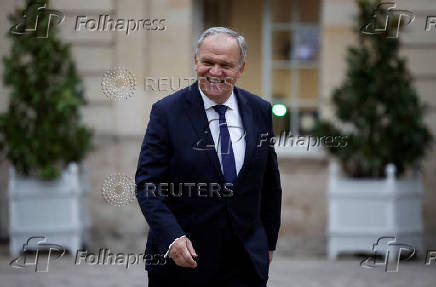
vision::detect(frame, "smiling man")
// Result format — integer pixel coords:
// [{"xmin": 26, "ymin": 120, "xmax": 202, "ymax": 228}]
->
[{"xmin": 135, "ymin": 27, "xmax": 282, "ymax": 287}]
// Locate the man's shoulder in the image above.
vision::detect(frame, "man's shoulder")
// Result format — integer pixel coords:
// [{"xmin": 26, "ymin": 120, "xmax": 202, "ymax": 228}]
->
[
  {"xmin": 152, "ymin": 84, "xmax": 272, "ymax": 114},
  {"xmin": 236, "ymin": 87, "xmax": 272, "ymax": 111},
  {"xmin": 152, "ymin": 84, "xmax": 194, "ymax": 113},
  {"xmin": 155, "ymin": 85, "xmax": 191, "ymax": 105}
]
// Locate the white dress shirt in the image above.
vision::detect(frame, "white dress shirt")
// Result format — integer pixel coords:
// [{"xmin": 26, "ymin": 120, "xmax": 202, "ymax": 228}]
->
[
  {"xmin": 165, "ymin": 85, "xmax": 246, "ymax": 258},
  {"xmin": 198, "ymin": 86, "xmax": 246, "ymax": 174}
]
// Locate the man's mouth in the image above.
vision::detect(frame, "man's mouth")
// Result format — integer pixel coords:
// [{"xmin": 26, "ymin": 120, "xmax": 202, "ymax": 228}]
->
[
  {"xmin": 199, "ymin": 77, "xmax": 233, "ymax": 94},
  {"xmin": 206, "ymin": 77, "xmax": 225, "ymax": 84}
]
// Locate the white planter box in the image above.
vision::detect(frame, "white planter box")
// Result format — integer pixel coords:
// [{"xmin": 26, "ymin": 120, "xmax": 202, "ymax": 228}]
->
[
  {"xmin": 328, "ymin": 161, "xmax": 423, "ymax": 259},
  {"xmin": 8, "ymin": 163, "xmax": 88, "ymax": 256}
]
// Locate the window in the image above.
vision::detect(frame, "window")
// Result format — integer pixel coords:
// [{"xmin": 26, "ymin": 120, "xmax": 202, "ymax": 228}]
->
[
  {"xmin": 263, "ymin": 0, "xmax": 321, "ymax": 138},
  {"xmin": 203, "ymin": 0, "xmax": 232, "ymax": 28}
]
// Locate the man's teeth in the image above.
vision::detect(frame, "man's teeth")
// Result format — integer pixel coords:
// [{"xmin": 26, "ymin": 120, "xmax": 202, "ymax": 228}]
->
[{"xmin": 207, "ymin": 77, "xmax": 224, "ymax": 83}]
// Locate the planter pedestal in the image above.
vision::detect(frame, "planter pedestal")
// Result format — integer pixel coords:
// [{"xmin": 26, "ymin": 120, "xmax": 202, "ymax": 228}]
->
[
  {"xmin": 328, "ymin": 162, "xmax": 423, "ymax": 259},
  {"xmin": 8, "ymin": 163, "xmax": 87, "ymax": 256}
]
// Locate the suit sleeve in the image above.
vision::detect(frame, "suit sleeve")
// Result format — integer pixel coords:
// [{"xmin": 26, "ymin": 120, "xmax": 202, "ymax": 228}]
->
[
  {"xmin": 260, "ymin": 104, "xmax": 282, "ymax": 251},
  {"xmin": 135, "ymin": 102, "xmax": 185, "ymax": 254}
]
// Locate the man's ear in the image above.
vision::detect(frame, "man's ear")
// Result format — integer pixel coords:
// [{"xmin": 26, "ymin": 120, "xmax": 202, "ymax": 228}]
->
[
  {"xmin": 194, "ymin": 54, "xmax": 198, "ymax": 72},
  {"xmin": 236, "ymin": 61, "xmax": 245, "ymax": 80},
  {"xmin": 239, "ymin": 61, "xmax": 246, "ymax": 74}
]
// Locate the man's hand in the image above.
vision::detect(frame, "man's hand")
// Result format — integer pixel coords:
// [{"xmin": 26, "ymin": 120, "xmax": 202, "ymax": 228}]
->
[
  {"xmin": 169, "ymin": 237, "xmax": 198, "ymax": 268},
  {"xmin": 269, "ymin": 251, "xmax": 273, "ymax": 264}
]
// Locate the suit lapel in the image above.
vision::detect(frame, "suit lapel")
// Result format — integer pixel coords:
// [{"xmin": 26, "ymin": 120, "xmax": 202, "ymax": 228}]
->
[
  {"xmin": 184, "ymin": 82, "xmax": 258, "ymax": 184},
  {"xmin": 234, "ymin": 87, "xmax": 257, "ymax": 182},
  {"xmin": 184, "ymin": 82, "xmax": 224, "ymax": 181}
]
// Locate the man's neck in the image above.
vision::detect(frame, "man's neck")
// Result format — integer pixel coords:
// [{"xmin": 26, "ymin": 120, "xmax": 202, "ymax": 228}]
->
[{"xmin": 198, "ymin": 87, "xmax": 232, "ymax": 105}]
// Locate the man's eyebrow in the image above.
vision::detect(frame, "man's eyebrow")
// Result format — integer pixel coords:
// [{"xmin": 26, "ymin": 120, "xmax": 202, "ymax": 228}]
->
[
  {"xmin": 221, "ymin": 61, "xmax": 234, "ymax": 66},
  {"xmin": 200, "ymin": 57, "xmax": 234, "ymax": 66}
]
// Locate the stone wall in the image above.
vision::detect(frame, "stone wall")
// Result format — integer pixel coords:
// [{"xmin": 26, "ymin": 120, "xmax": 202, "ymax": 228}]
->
[{"xmin": 0, "ymin": 0, "xmax": 435, "ymax": 257}]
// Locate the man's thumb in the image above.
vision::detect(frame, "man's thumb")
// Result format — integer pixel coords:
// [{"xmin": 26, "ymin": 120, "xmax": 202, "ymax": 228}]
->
[{"xmin": 185, "ymin": 239, "xmax": 198, "ymax": 257}]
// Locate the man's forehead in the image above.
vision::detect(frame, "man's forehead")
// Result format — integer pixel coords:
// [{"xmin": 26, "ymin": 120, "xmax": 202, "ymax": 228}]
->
[{"xmin": 199, "ymin": 34, "xmax": 240, "ymax": 54}]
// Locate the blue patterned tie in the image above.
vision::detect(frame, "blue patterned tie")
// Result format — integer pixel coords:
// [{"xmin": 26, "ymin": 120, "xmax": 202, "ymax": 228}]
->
[{"xmin": 213, "ymin": 105, "xmax": 237, "ymax": 183}]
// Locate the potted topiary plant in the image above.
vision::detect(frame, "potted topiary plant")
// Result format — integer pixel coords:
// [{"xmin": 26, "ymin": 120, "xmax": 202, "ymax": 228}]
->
[
  {"xmin": 312, "ymin": 0, "xmax": 433, "ymax": 258},
  {"xmin": 0, "ymin": 0, "xmax": 93, "ymax": 256}
]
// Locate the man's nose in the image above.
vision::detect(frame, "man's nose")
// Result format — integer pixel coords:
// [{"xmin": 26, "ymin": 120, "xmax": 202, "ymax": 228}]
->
[{"xmin": 209, "ymin": 64, "xmax": 223, "ymax": 76}]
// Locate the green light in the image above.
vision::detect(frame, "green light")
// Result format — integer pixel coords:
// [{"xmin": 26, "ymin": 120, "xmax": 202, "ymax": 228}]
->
[{"xmin": 272, "ymin": 104, "xmax": 287, "ymax": 117}]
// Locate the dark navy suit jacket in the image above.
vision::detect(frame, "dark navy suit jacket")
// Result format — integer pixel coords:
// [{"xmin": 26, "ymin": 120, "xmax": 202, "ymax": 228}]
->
[{"xmin": 135, "ymin": 81, "xmax": 282, "ymax": 282}]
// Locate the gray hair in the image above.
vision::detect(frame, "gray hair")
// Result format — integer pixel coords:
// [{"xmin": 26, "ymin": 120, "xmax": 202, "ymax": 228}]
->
[{"xmin": 195, "ymin": 27, "xmax": 247, "ymax": 67}]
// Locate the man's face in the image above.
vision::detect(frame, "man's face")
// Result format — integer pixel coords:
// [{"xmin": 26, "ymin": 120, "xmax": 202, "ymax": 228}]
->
[{"xmin": 194, "ymin": 34, "xmax": 245, "ymax": 104}]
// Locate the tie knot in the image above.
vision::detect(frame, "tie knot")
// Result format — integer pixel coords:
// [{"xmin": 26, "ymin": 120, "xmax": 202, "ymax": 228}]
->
[{"xmin": 213, "ymin": 105, "xmax": 228, "ymax": 117}]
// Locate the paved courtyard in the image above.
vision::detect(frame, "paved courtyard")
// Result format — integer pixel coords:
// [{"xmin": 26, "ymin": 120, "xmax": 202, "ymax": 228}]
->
[{"xmin": 1, "ymin": 251, "xmax": 434, "ymax": 287}]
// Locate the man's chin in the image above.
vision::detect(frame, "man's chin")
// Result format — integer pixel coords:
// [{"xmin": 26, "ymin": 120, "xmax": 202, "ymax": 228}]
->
[
  {"xmin": 202, "ymin": 85, "xmax": 232, "ymax": 96},
  {"xmin": 204, "ymin": 92, "xmax": 227, "ymax": 102}
]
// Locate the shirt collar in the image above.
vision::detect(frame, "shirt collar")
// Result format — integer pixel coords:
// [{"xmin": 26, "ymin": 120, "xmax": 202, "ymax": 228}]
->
[{"xmin": 198, "ymin": 84, "xmax": 237, "ymax": 111}]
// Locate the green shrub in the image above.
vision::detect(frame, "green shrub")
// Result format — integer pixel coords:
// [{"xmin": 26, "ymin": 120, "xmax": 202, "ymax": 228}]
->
[
  {"xmin": 312, "ymin": 0, "xmax": 433, "ymax": 178},
  {"xmin": 0, "ymin": 0, "xmax": 93, "ymax": 180}
]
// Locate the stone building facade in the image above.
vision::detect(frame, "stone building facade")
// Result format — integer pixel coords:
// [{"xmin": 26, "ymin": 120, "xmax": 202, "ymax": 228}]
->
[{"xmin": 0, "ymin": 0, "xmax": 434, "ymax": 256}]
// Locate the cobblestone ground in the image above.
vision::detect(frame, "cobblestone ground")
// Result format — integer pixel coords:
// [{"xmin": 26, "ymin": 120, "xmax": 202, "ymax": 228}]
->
[{"xmin": 1, "ymin": 253, "xmax": 434, "ymax": 287}]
